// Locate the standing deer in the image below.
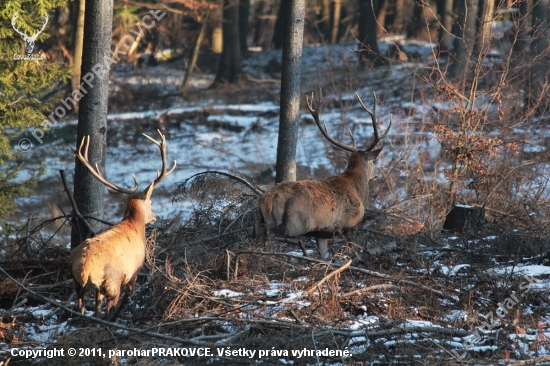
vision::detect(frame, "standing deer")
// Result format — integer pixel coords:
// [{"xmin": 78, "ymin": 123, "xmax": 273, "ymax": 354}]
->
[
  {"xmin": 68, "ymin": 130, "xmax": 176, "ymax": 319},
  {"xmin": 257, "ymin": 92, "xmax": 391, "ymax": 256}
]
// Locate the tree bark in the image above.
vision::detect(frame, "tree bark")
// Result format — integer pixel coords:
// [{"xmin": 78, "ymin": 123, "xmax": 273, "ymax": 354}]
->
[
  {"xmin": 393, "ymin": 0, "xmax": 405, "ymax": 34},
  {"xmin": 239, "ymin": 0, "xmax": 250, "ymax": 55},
  {"xmin": 215, "ymin": 0, "xmax": 242, "ymax": 83},
  {"xmin": 72, "ymin": 0, "xmax": 113, "ymax": 248},
  {"xmin": 182, "ymin": 13, "xmax": 208, "ymax": 90},
  {"xmin": 331, "ymin": 0, "xmax": 342, "ymax": 43},
  {"xmin": 529, "ymin": 0, "xmax": 549, "ymax": 113},
  {"xmin": 448, "ymin": 0, "xmax": 478, "ymax": 83},
  {"xmin": 272, "ymin": 0, "xmax": 286, "ymax": 49},
  {"xmin": 437, "ymin": 0, "xmax": 454, "ymax": 54},
  {"xmin": 512, "ymin": 0, "xmax": 530, "ymax": 56},
  {"xmin": 275, "ymin": 0, "xmax": 305, "ymax": 183},
  {"xmin": 358, "ymin": 0, "xmax": 383, "ymax": 67},
  {"xmin": 71, "ymin": 0, "xmax": 85, "ymax": 93},
  {"xmin": 473, "ymin": 0, "xmax": 494, "ymax": 55},
  {"xmin": 212, "ymin": 0, "xmax": 223, "ymax": 54},
  {"xmin": 376, "ymin": 0, "xmax": 388, "ymax": 36}
]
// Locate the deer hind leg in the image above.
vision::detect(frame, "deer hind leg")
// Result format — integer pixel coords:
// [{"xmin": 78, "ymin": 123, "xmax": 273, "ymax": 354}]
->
[
  {"xmin": 105, "ymin": 293, "xmax": 120, "ymax": 321},
  {"xmin": 95, "ymin": 291, "xmax": 104, "ymax": 318},
  {"xmin": 73, "ymin": 281, "xmax": 86, "ymax": 314},
  {"xmin": 315, "ymin": 237, "xmax": 330, "ymax": 258}
]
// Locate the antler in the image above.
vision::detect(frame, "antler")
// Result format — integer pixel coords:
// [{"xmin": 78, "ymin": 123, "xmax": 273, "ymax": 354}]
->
[
  {"xmin": 141, "ymin": 130, "xmax": 177, "ymax": 195},
  {"xmin": 355, "ymin": 91, "xmax": 392, "ymax": 152},
  {"xmin": 11, "ymin": 13, "xmax": 28, "ymax": 39},
  {"xmin": 72, "ymin": 136, "xmax": 139, "ymax": 195},
  {"xmin": 305, "ymin": 91, "xmax": 358, "ymax": 153},
  {"xmin": 30, "ymin": 14, "xmax": 49, "ymax": 42}
]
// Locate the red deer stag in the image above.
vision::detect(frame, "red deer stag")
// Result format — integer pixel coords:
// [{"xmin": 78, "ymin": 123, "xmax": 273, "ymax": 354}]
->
[
  {"xmin": 257, "ymin": 92, "xmax": 391, "ymax": 256},
  {"xmin": 68, "ymin": 130, "xmax": 176, "ymax": 319}
]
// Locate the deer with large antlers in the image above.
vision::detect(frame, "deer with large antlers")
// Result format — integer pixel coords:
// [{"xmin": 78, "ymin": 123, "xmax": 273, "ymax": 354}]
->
[
  {"xmin": 68, "ymin": 130, "xmax": 176, "ymax": 319},
  {"xmin": 256, "ymin": 92, "xmax": 391, "ymax": 256}
]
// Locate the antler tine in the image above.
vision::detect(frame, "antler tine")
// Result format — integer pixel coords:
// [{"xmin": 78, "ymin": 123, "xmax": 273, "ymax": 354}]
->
[
  {"xmin": 143, "ymin": 130, "xmax": 177, "ymax": 192},
  {"xmin": 72, "ymin": 136, "xmax": 139, "ymax": 194},
  {"xmin": 356, "ymin": 91, "xmax": 391, "ymax": 152},
  {"xmin": 306, "ymin": 91, "xmax": 358, "ymax": 153},
  {"xmin": 11, "ymin": 13, "xmax": 26, "ymax": 37}
]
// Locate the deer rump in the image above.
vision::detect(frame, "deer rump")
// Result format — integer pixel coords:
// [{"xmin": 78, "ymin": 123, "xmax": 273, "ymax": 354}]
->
[
  {"xmin": 260, "ymin": 177, "xmax": 364, "ymax": 238},
  {"xmin": 69, "ymin": 223, "xmax": 145, "ymax": 300}
]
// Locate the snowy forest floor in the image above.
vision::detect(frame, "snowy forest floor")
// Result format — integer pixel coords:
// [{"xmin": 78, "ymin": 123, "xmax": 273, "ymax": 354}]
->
[{"xmin": 3, "ymin": 36, "xmax": 550, "ymax": 365}]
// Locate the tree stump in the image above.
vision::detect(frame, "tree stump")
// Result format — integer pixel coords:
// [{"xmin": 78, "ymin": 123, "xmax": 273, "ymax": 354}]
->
[{"xmin": 443, "ymin": 205, "xmax": 486, "ymax": 233}]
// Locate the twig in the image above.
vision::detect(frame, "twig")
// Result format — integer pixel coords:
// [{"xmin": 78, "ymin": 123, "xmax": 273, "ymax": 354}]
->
[
  {"xmin": 180, "ymin": 170, "xmax": 264, "ymax": 195},
  {"xmin": 0, "ymin": 266, "xmax": 207, "ymax": 347},
  {"xmin": 59, "ymin": 170, "xmax": 96, "ymax": 237},
  {"xmin": 507, "ymin": 356, "xmax": 550, "ymax": 366},
  {"xmin": 236, "ymin": 251, "xmax": 455, "ymax": 300},
  {"xmin": 340, "ymin": 284, "xmax": 402, "ymax": 298},
  {"xmin": 294, "ymin": 260, "xmax": 352, "ymax": 300}
]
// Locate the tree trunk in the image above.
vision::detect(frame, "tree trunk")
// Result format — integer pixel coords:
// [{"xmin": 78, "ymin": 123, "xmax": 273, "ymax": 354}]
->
[
  {"xmin": 393, "ymin": 0, "xmax": 405, "ymax": 34},
  {"xmin": 331, "ymin": 0, "xmax": 342, "ymax": 43},
  {"xmin": 239, "ymin": 0, "xmax": 250, "ymax": 56},
  {"xmin": 275, "ymin": 0, "xmax": 305, "ymax": 183},
  {"xmin": 437, "ymin": 0, "xmax": 454, "ymax": 54},
  {"xmin": 215, "ymin": 0, "xmax": 242, "ymax": 83},
  {"xmin": 71, "ymin": 0, "xmax": 85, "ymax": 94},
  {"xmin": 448, "ymin": 0, "xmax": 478, "ymax": 83},
  {"xmin": 376, "ymin": 0, "xmax": 388, "ymax": 36},
  {"xmin": 272, "ymin": 0, "xmax": 286, "ymax": 49},
  {"xmin": 473, "ymin": 0, "xmax": 494, "ymax": 55},
  {"xmin": 512, "ymin": 0, "xmax": 530, "ymax": 56},
  {"xmin": 529, "ymin": 0, "xmax": 549, "ymax": 113},
  {"xmin": 321, "ymin": 0, "xmax": 331, "ymax": 40},
  {"xmin": 182, "ymin": 14, "xmax": 208, "ymax": 90},
  {"xmin": 72, "ymin": 0, "xmax": 113, "ymax": 249},
  {"xmin": 408, "ymin": 0, "xmax": 438, "ymax": 39},
  {"xmin": 358, "ymin": 0, "xmax": 383, "ymax": 67},
  {"xmin": 212, "ymin": 1, "xmax": 223, "ymax": 54}
]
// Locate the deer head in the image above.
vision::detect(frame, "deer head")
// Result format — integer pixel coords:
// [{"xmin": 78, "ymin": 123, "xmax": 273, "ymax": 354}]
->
[{"xmin": 72, "ymin": 130, "xmax": 176, "ymax": 224}]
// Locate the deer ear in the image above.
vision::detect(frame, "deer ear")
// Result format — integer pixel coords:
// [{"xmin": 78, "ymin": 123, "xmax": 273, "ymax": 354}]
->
[
  {"xmin": 108, "ymin": 189, "xmax": 129, "ymax": 204},
  {"xmin": 364, "ymin": 148, "xmax": 382, "ymax": 161}
]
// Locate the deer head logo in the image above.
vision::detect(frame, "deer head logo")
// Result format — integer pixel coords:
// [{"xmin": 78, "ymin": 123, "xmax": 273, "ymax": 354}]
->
[{"xmin": 11, "ymin": 12, "xmax": 49, "ymax": 54}]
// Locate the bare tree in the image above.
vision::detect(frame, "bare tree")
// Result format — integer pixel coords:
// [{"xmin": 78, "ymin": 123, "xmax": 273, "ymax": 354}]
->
[
  {"xmin": 473, "ymin": 0, "xmax": 494, "ymax": 55},
  {"xmin": 437, "ymin": 0, "xmax": 454, "ymax": 54},
  {"xmin": 72, "ymin": 0, "xmax": 113, "ymax": 248},
  {"xmin": 272, "ymin": 0, "xmax": 285, "ymax": 49},
  {"xmin": 275, "ymin": 0, "xmax": 305, "ymax": 182},
  {"xmin": 529, "ymin": 0, "xmax": 549, "ymax": 113},
  {"xmin": 239, "ymin": 0, "xmax": 250, "ymax": 55},
  {"xmin": 215, "ymin": 0, "xmax": 242, "ymax": 82},
  {"xmin": 71, "ymin": 0, "xmax": 85, "ymax": 94},
  {"xmin": 358, "ymin": 0, "xmax": 384, "ymax": 67},
  {"xmin": 449, "ymin": 0, "xmax": 479, "ymax": 83}
]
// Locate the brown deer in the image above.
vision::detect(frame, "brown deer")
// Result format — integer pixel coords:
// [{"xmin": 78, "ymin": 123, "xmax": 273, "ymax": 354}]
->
[
  {"xmin": 68, "ymin": 130, "xmax": 176, "ymax": 319},
  {"xmin": 257, "ymin": 92, "xmax": 391, "ymax": 256}
]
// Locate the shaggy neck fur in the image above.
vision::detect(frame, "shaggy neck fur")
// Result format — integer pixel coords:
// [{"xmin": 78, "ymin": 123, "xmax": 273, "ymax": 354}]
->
[
  {"xmin": 342, "ymin": 153, "xmax": 372, "ymax": 203},
  {"xmin": 121, "ymin": 198, "xmax": 147, "ymax": 237}
]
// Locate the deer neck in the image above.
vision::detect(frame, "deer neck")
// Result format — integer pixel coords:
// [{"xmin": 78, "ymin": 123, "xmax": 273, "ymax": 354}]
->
[
  {"xmin": 121, "ymin": 199, "xmax": 147, "ymax": 237},
  {"xmin": 342, "ymin": 155, "xmax": 371, "ymax": 202}
]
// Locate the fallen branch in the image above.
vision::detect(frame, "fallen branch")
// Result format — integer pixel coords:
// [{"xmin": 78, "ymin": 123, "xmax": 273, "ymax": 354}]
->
[
  {"xmin": 236, "ymin": 251, "xmax": 455, "ymax": 300},
  {"xmin": 507, "ymin": 356, "xmax": 550, "ymax": 366},
  {"xmin": 340, "ymin": 284, "xmax": 402, "ymax": 298},
  {"xmin": 286, "ymin": 260, "xmax": 352, "ymax": 303}
]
